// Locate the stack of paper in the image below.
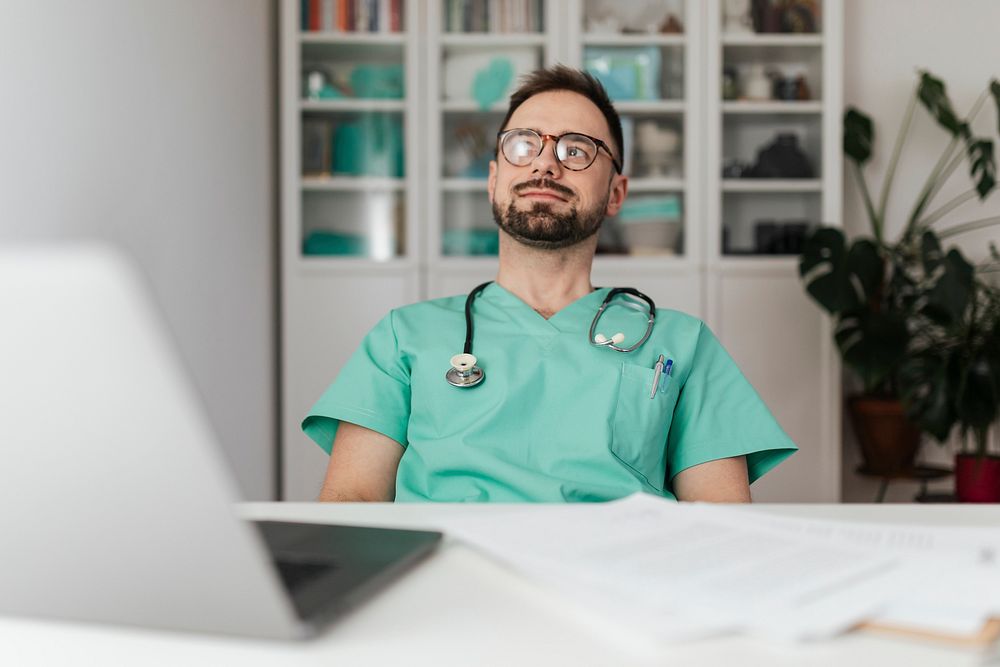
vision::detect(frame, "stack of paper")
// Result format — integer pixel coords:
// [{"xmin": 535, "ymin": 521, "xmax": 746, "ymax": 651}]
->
[{"xmin": 440, "ymin": 494, "xmax": 1000, "ymax": 644}]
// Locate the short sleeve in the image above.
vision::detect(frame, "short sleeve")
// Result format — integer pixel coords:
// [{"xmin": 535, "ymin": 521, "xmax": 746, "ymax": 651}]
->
[
  {"xmin": 301, "ymin": 311, "xmax": 411, "ymax": 454},
  {"xmin": 666, "ymin": 321, "xmax": 797, "ymax": 484}
]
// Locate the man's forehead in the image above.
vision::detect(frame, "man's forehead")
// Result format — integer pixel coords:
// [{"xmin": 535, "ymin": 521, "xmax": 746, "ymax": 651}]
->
[{"xmin": 506, "ymin": 90, "xmax": 610, "ymax": 138}]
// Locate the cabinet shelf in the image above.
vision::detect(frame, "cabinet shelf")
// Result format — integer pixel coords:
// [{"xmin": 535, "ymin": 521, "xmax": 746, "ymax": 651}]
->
[
  {"xmin": 300, "ymin": 99, "xmax": 406, "ymax": 112},
  {"xmin": 628, "ymin": 178, "xmax": 686, "ymax": 192},
  {"xmin": 439, "ymin": 33, "xmax": 546, "ymax": 47},
  {"xmin": 613, "ymin": 100, "xmax": 686, "ymax": 114},
  {"xmin": 582, "ymin": 33, "xmax": 687, "ymax": 46},
  {"xmin": 299, "ymin": 32, "xmax": 407, "ymax": 45},
  {"xmin": 722, "ymin": 101, "xmax": 823, "ymax": 114},
  {"xmin": 721, "ymin": 179, "xmax": 822, "ymax": 192},
  {"xmin": 302, "ymin": 176, "xmax": 406, "ymax": 191},
  {"xmin": 721, "ymin": 34, "xmax": 823, "ymax": 47}
]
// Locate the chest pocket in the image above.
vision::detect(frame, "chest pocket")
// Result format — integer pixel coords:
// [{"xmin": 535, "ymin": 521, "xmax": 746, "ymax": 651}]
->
[{"xmin": 610, "ymin": 361, "xmax": 680, "ymax": 492}]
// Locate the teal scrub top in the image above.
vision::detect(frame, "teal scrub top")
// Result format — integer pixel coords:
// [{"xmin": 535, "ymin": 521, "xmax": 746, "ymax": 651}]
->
[{"xmin": 303, "ymin": 284, "xmax": 797, "ymax": 502}]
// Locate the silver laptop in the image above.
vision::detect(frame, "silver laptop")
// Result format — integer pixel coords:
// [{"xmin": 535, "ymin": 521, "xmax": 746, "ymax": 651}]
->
[{"xmin": 0, "ymin": 245, "xmax": 440, "ymax": 640}]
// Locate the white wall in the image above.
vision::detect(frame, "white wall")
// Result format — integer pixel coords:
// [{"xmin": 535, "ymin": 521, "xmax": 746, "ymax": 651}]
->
[
  {"xmin": 0, "ymin": 1, "xmax": 277, "ymax": 499},
  {"xmin": 842, "ymin": 0, "xmax": 1000, "ymax": 501}
]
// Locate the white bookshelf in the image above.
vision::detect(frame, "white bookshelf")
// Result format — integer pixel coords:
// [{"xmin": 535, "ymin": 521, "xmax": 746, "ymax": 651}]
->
[
  {"xmin": 423, "ymin": 0, "xmax": 560, "ymax": 296},
  {"xmin": 704, "ymin": 0, "xmax": 843, "ymax": 502},
  {"xmin": 279, "ymin": 0, "xmax": 843, "ymax": 501},
  {"xmin": 280, "ymin": 0, "xmax": 422, "ymax": 498}
]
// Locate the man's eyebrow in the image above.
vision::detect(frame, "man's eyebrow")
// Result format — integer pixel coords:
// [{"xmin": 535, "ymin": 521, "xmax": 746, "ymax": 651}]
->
[{"xmin": 514, "ymin": 127, "xmax": 605, "ymax": 139}]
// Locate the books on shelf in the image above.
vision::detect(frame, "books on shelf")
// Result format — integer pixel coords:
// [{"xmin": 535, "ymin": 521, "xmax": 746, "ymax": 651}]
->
[
  {"xmin": 301, "ymin": 0, "xmax": 403, "ymax": 33},
  {"xmin": 445, "ymin": 0, "xmax": 544, "ymax": 34}
]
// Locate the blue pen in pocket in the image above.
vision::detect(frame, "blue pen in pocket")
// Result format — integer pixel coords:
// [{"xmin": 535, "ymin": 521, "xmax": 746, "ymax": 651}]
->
[{"xmin": 660, "ymin": 358, "xmax": 673, "ymax": 394}]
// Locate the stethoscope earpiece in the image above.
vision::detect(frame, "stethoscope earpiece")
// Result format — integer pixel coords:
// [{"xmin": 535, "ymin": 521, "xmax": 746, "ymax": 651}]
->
[{"xmin": 594, "ymin": 332, "xmax": 626, "ymax": 346}]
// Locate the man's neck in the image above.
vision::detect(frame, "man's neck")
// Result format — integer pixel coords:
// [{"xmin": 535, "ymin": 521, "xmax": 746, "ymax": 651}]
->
[{"xmin": 494, "ymin": 233, "xmax": 596, "ymax": 319}]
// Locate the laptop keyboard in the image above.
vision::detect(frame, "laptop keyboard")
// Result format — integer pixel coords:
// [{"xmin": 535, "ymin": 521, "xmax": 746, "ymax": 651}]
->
[{"xmin": 273, "ymin": 559, "xmax": 339, "ymax": 593}]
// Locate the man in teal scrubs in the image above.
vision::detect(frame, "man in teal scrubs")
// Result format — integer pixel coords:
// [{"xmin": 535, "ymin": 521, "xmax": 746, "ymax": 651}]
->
[{"xmin": 304, "ymin": 66, "xmax": 797, "ymax": 502}]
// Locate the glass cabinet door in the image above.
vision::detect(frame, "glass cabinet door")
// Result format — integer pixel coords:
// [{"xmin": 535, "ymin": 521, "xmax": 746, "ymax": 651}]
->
[
  {"xmin": 577, "ymin": 0, "xmax": 689, "ymax": 257},
  {"xmin": 717, "ymin": 0, "xmax": 824, "ymax": 256},
  {"xmin": 431, "ymin": 0, "xmax": 551, "ymax": 259},
  {"xmin": 297, "ymin": 4, "xmax": 410, "ymax": 261}
]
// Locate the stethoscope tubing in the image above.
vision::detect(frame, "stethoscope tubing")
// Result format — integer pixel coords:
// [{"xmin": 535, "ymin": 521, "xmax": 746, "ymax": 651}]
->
[
  {"xmin": 451, "ymin": 282, "xmax": 657, "ymax": 388},
  {"xmin": 463, "ymin": 281, "xmax": 493, "ymax": 355},
  {"xmin": 588, "ymin": 287, "xmax": 656, "ymax": 353}
]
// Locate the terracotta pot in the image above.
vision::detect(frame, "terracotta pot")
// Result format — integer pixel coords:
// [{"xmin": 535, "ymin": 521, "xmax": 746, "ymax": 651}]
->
[
  {"xmin": 847, "ymin": 395, "xmax": 921, "ymax": 475},
  {"xmin": 955, "ymin": 454, "xmax": 1000, "ymax": 503}
]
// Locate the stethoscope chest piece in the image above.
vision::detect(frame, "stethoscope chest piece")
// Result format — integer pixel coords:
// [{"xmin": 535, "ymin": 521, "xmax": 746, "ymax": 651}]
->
[{"xmin": 446, "ymin": 353, "xmax": 485, "ymax": 388}]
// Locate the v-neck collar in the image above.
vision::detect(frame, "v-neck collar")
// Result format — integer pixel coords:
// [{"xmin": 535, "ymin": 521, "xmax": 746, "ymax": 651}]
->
[{"xmin": 483, "ymin": 282, "xmax": 611, "ymax": 334}]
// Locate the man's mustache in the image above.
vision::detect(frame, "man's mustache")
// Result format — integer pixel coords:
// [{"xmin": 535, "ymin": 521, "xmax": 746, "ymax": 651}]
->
[{"xmin": 513, "ymin": 179, "xmax": 575, "ymax": 199}]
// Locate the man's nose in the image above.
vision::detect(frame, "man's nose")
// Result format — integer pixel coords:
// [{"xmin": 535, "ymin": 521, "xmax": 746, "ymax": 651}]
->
[{"xmin": 530, "ymin": 137, "xmax": 563, "ymax": 178}]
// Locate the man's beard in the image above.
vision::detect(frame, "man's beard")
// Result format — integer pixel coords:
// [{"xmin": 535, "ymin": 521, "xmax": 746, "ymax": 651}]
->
[{"xmin": 492, "ymin": 186, "xmax": 608, "ymax": 251}]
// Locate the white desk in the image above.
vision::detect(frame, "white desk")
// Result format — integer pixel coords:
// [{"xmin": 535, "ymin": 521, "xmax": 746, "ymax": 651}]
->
[{"xmin": 3, "ymin": 503, "xmax": 999, "ymax": 667}]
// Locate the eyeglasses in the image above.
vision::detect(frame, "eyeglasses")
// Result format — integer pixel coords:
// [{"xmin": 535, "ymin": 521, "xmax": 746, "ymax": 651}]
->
[{"xmin": 497, "ymin": 128, "xmax": 622, "ymax": 174}]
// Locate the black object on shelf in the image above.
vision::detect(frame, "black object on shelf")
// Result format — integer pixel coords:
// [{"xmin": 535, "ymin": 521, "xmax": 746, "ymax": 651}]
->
[
  {"xmin": 752, "ymin": 219, "xmax": 811, "ymax": 255},
  {"xmin": 748, "ymin": 133, "xmax": 814, "ymax": 179},
  {"xmin": 754, "ymin": 220, "xmax": 780, "ymax": 253},
  {"xmin": 751, "ymin": 0, "xmax": 818, "ymax": 34}
]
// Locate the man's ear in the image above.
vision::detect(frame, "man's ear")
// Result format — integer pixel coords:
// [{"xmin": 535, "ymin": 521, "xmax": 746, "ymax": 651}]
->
[
  {"xmin": 487, "ymin": 160, "xmax": 498, "ymax": 203},
  {"xmin": 604, "ymin": 174, "xmax": 628, "ymax": 217}
]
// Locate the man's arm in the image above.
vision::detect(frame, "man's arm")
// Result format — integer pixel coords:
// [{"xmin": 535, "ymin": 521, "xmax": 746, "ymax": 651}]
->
[
  {"xmin": 318, "ymin": 422, "xmax": 404, "ymax": 502},
  {"xmin": 672, "ymin": 456, "xmax": 751, "ymax": 502}
]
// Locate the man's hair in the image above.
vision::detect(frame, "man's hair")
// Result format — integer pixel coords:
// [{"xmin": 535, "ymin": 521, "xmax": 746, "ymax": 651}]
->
[{"xmin": 497, "ymin": 65, "xmax": 624, "ymax": 169}]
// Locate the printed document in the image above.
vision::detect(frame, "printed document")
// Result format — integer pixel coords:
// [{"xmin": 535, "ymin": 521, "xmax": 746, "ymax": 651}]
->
[{"xmin": 440, "ymin": 494, "xmax": 1000, "ymax": 642}]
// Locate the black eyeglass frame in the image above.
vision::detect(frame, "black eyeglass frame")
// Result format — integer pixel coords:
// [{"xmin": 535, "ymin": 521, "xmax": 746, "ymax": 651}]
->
[{"xmin": 496, "ymin": 128, "xmax": 623, "ymax": 175}]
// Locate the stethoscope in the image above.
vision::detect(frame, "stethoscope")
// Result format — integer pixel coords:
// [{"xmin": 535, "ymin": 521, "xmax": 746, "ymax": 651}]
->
[{"xmin": 445, "ymin": 281, "xmax": 657, "ymax": 388}]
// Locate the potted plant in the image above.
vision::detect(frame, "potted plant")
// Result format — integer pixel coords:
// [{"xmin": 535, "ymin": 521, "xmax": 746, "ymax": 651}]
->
[
  {"xmin": 902, "ymin": 241, "xmax": 1000, "ymax": 501},
  {"xmin": 799, "ymin": 71, "xmax": 1000, "ymax": 497}
]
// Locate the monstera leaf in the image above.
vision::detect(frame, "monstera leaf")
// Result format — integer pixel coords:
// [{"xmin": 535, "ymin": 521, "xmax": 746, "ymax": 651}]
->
[
  {"xmin": 916, "ymin": 71, "xmax": 996, "ymax": 200},
  {"xmin": 958, "ymin": 349, "xmax": 1000, "ymax": 431},
  {"xmin": 901, "ymin": 343, "xmax": 1000, "ymax": 445},
  {"xmin": 799, "ymin": 228, "xmax": 850, "ymax": 314},
  {"xmin": 843, "ymin": 108, "xmax": 873, "ymax": 166},
  {"xmin": 918, "ymin": 71, "xmax": 970, "ymax": 140},
  {"xmin": 924, "ymin": 244, "xmax": 975, "ymax": 325},
  {"xmin": 967, "ymin": 139, "xmax": 997, "ymax": 198},
  {"xmin": 899, "ymin": 349, "xmax": 958, "ymax": 441},
  {"xmin": 835, "ymin": 308, "xmax": 909, "ymax": 392},
  {"xmin": 799, "ymin": 227, "xmax": 883, "ymax": 315},
  {"xmin": 992, "ymin": 80, "xmax": 1000, "ymax": 134},
  {"xmin": 920, "ymin": 230, "xmax": 945, "ymax": 274}
]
